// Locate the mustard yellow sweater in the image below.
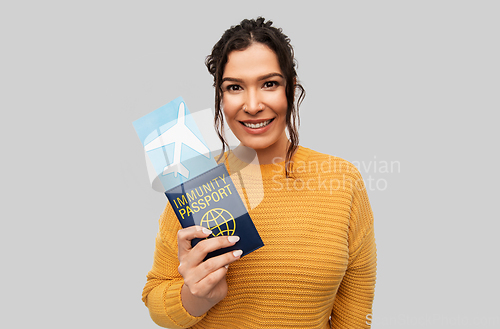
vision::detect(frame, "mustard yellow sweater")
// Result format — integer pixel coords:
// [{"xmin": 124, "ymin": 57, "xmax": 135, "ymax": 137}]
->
[{"xmin": 142, "ymin": 146, "xmax": 376, "ymax": 328}]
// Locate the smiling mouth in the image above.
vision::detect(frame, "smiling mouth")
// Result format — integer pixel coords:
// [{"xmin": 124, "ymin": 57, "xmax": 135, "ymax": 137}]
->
[{"xmin": 241, "ymin": 118, "xmax": 274, "ymax": 129}]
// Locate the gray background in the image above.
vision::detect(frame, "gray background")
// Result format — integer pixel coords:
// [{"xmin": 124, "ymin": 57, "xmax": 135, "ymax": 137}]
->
[{"xmin": 1, "ymin": 1, "xmax": 498, "ymax": 328}]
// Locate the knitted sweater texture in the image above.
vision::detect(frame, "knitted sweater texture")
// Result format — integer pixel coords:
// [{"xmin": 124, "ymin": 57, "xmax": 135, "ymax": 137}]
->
[{"xmin": 142, "ymin": 146, "xmax": 376, "ymax": 328}]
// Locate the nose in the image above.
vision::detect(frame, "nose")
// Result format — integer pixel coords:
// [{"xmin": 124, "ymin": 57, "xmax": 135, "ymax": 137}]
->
[{"xmin": 244, "ymin": 89, "xmax": 263, "ymax": 115}]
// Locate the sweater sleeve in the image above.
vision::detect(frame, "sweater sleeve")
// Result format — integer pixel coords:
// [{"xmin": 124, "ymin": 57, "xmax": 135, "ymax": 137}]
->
[
  {"xmin": 142, "ymin": 203, "xmax": 207, "ymax": 328},
  {"xmin": 330, "ymin": 168, "xmax": 377, "ymax": 328}
]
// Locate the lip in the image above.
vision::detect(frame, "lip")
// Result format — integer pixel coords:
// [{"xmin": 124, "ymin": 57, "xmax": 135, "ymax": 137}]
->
[
  {"xmin": 239, "ymin": 118, "xmax": 275, "ymax": 124},
  {"xmin": 239, "ymin": 118, "xmax": 275, "ymax": 134}
]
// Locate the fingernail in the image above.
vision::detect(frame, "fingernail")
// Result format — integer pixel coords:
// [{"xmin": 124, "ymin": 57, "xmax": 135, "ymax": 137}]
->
[
  {"xmin": 233, "ymin": 250, "xmax": 243, "ymax": 257},
  {"xmin": 202, "ymin": 228, "xmax": 212, "ymax": 235},
  {"xmin": 225, "ymin": 264, "xmax": 229, "ymax": 269},
  {"xmin": 227, "ymin": 236, "xmax": 240, "ymax": 243}
]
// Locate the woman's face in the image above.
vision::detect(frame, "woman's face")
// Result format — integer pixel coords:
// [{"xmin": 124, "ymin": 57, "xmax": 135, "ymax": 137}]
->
[{"xmin": 221, "ymin": 43, "xmax": 288, "ymax": 158}]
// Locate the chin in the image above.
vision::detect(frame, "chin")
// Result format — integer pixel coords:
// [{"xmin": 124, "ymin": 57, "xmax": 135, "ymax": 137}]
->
[
  {"xmin": 239, "ymin": 140, "xmax": 268, "ymax": 151},
  {"xmin": 241, "ymin": 135, "xmax": 284, "ymax": 152}
]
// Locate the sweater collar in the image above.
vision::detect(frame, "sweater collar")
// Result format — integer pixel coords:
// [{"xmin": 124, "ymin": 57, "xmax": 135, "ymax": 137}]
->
[{"xmin": 220, "ymin": 146, "xmax": 310, "ymax": 178}]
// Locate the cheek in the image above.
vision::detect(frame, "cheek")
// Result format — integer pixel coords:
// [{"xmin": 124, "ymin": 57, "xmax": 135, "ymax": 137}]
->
[
  {"xmin": 222, "ymin": 94, "xmax": 242, "ymax": 115},
  {"xmin": 221, "ymin": 99, "xmax": 236, "ymax": 121},
  {"xmin": 222, "ymin": 103, "xmax": 242, "ymax": 135},
  {"xmin": 268, "ymin": 91, "xmax": 288, "ymax": 116}
]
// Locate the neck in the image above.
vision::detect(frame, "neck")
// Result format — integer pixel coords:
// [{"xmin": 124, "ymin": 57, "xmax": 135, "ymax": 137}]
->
[{"xmin": 254, "ymin": 132, "xmax": 289, "ymax": 165}]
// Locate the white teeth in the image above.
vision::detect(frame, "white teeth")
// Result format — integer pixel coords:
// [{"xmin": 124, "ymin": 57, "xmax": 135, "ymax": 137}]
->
[{"xmin": 242, "ymin": 119, "xmax": 272, "ymax": 129}]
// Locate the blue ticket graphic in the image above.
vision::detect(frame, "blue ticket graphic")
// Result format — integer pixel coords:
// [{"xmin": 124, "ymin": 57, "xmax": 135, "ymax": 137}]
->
[{"xmin": 133, "ymin": 97, "xmax": 217, "ymax": 191}]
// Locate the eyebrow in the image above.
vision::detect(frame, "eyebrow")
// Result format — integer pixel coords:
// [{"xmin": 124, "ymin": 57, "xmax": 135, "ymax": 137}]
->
[{"xmin": 221, "ymin": 72, "xmax": 284, "ymax": 84}]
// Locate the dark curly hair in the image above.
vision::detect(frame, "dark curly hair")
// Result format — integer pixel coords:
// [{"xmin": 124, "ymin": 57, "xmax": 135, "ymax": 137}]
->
[{"xmin": 205, "ymin": 17, "xmax": 305, "ymax": 177}]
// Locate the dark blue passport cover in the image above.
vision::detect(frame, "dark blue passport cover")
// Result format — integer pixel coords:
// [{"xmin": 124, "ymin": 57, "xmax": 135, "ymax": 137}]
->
[{"xmin": 165, "ymin": 164, "xmax": 264, "ymax": 259}]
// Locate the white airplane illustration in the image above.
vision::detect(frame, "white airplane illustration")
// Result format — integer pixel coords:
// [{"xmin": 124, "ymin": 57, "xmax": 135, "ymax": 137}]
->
[{"xmin": 144, "ymin": 102, "xmax": 210, "ymax": 178}]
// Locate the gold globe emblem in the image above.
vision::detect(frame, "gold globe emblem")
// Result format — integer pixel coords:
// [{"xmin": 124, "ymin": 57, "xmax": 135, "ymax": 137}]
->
[{"xmin": 200, "ymin": 208, "xmax": 236, "ymax": 237}]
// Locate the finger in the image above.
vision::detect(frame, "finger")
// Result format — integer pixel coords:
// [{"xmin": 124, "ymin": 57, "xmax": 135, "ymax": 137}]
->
[
  {"xmin": 190, "ymin": 266, "xmax": 228, "ymax": 297},
  {"xmin": 177, "ymin": 226, "xmax": 212, "ymax": 255},
  {"xmin": 188, "ymin": 235, "xmax": 240, "ymax": 266},
  {"xmin": 185, "ymin": 248, "xmax": 242, "ymax": 285}
]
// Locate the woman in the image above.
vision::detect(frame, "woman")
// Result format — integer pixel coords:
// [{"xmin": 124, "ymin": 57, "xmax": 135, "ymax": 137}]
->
[{"xmin": 142, "ymin": 17, "xmax": 376, "ymax": 328}]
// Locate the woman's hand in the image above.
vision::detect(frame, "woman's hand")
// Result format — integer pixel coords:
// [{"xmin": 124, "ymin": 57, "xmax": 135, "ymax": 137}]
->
[{"xmin": 177, "ymin": 226, "xmax": 242, "ymax": 317}]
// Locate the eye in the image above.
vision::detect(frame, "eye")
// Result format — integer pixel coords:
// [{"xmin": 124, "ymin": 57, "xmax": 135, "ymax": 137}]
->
[
  {"xmin": 263, "ymin": 81, "xmax": 279, "ymax": 89},
  {"xmin": 225, "ymin": 84, "xmax": 242, "ymax": 92}
]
